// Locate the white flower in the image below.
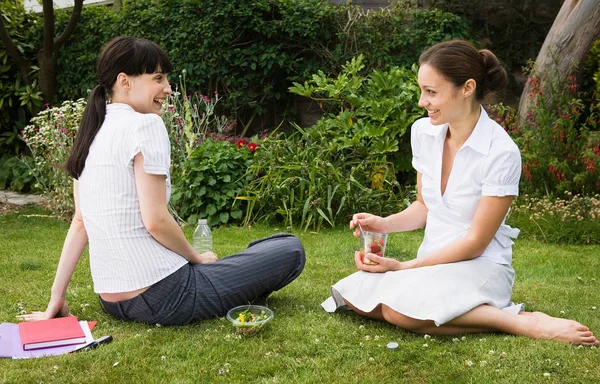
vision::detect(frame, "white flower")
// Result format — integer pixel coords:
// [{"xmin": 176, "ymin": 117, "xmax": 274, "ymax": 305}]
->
[
  {"xmin": 422, "ymin": 343, "xmax": 428, "ymax": 348},
  {"xmin": 543, "ymin": 372, "xmax": 551, "ymax": 377},
  {"xmin": 489, "ymin": 350, "xmax": 495, "ymax": 355},
  {"xmin": 480, "ymin": 361, "xmax": 488, "ymax": 367},
  {"xmin": 364, "ymin": 335, "xmax": 371, "ymax": 340},
  {"xmin": 161, "ymin": 356, "xmax": 166, "ymax": 360},
  {"xmin": 464, "ymin": 360, "xmax": 473, "ymax": 366},
  {"xmin": 452, "ymin": 338, "xmax": 459, "ymax": 343},
  {"xmin": 113, "ymin": 362, "xmax": 119, "ymax": 367},
  {"xmin": 359, "ymin": 325, "xmax": 365, "ymax": 329},
  {"xmin": 461, "ymin": 336, "xmax": 466, "ymax": 341},
  {"xmin": 368, "ymin": 357, "xmax": 375, "ymax": 362},
  {"xmin": 592, "ymin": 306, "xmax": 597, "ymax": 310},
  {"xmin": 424, "ymin": 334, "xmax": 431, "ymax": 340}
]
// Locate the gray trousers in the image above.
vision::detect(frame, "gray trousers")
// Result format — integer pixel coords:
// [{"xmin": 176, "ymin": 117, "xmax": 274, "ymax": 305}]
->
[{"xmin": 99, "ymin": 233, "xmax": 305, "ymax": 325}]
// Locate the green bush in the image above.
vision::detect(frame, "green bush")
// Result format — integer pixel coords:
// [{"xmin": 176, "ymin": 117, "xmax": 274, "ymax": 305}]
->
[
  {"xmin": 170, "ymin": 139, "xmax": 255, "ymax": 227},
  {"xmin": 0, "ymin": 0, "xmax": 43, "ymax": 155},
  {"xmin": 50, "ymin": 0, "xmax": 468, "ymax": 134},
  {"xmin": 242, "ymin": 56, "xmax": 422, "ymax": 230}
]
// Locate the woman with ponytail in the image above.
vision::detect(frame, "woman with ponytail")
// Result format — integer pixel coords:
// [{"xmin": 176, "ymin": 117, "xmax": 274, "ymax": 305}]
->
[
  {"xmin": 20, "ymin": 37, "xmax": 304, "ymax": 326},
  {"xmin": 322, "ymin": 40, "xmax": 598, "ymax": 346}
]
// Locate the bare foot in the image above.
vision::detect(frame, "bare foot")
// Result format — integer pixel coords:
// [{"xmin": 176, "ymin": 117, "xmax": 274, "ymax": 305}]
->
[{"xmin": 526, "ymin": 311, "xmax": 599, "ymax": 346}]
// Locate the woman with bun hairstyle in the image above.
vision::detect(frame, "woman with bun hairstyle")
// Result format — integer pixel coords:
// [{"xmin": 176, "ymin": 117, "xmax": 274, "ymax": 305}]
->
[
  {"xmin": 19, "ymin": 36, "xmax": 305, "ymax": 326},
  {"xmin": 322, "ymin": 40, "xmax": 597, "ymax": 345}
]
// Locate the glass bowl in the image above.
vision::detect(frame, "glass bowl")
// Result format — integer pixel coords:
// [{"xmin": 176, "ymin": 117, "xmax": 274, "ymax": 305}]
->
[{"xmin": 226, "ymin": 305, "xmax": 274, "ymax": 335}]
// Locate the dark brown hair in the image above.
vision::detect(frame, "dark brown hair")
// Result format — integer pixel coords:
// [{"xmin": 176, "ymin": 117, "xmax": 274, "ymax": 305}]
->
[
  {"xmin": 65, "ymin": 36, "xmax": 173, "ymax": 179},
  {"xmin": 418, "ymin": 39, "xmax": 507, "ymax": 101}
]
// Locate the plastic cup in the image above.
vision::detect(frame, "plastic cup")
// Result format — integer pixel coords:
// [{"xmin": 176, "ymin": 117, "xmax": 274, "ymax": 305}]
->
[{"xmin": 359, "ymin": 231, "xmax": 388, "ymax": 265}]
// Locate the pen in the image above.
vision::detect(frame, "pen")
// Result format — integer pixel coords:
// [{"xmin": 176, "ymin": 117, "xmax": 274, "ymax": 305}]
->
[{"xmin": 71, "ymin": 335, "xmax": 113, "ymax": 353}]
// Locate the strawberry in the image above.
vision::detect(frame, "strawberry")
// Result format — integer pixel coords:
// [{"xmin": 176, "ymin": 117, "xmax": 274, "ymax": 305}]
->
[{"xmin": 370, "ymin": 242, "xmax": 380, "ymax": 253}]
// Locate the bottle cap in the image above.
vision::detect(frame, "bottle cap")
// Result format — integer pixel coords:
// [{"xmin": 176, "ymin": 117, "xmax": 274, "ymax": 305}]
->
[
  {"xmin": 198, "ymin": 219, "xmax": 208, "ymax": 225},
  {"xmin": 386, "ymin": 342, "xmax": 399, "ymax": 351}
]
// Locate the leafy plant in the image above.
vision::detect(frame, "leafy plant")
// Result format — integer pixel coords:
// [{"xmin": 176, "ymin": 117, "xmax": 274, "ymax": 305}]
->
[
  {"xmin": 170, "ymin": 139, "xmax": 255, "ymax": 227},
  {"xmin": 0, "ymin": 155, "xmax": 36, "ymax": 192},
  {"xmin": 242, "ymin": 56, "xmax": 422, "ymax": 230},
  {"xmin": 289, "ymin": 54, "xmax": 423, "ymax": 178}
]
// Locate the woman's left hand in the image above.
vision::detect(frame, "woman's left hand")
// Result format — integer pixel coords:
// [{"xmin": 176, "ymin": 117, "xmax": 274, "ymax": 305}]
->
[{"xmin": 354, "ymin": 251, "xmax": 404, "ymax": 273}]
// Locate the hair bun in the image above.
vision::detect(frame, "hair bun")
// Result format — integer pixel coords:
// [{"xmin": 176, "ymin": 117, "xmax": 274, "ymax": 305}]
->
[{"xmin": 479, "ymin": 49, "xmax": 507, "ymax": 93}]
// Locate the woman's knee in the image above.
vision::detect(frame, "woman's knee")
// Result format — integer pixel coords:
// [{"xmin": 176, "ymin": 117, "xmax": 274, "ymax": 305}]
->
[
  {"xmin": 274, "ymin": 235, "xmax": 305, "ymax": 266},
  {"xmin": 381, "ymin": 305, "xmax": 431, "ymax": 332}
]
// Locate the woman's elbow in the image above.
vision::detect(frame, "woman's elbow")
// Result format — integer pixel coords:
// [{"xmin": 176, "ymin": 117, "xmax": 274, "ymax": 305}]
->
[
  {"xmin": 464, "ymin": 235, "xmax": 490, "ymax": 259},
  {"xmin": 142, "ymin": 214, "xmax": 168, "ymax": 235}
]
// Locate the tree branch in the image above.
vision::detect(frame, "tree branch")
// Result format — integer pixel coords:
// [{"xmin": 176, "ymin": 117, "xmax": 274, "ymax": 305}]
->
[
  {"xmin": 54, "ymin": 0, "xmax": 84, "ymax": 51},
  {"xmin": 0, "ymin": 9, "xmax": 32, "ymax": 83}
]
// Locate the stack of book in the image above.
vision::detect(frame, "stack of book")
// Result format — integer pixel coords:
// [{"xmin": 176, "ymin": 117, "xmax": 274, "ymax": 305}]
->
[
  {"xmin": 0, "ymin": 316, "xmax": 94, "ymax": 359},
  {"xmin": 18, "ymin": 316, "xmax": 87, "ymax": 350}
]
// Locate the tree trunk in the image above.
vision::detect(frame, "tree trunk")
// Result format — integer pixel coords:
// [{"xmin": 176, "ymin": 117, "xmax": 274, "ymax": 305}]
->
[
  {"xmin": 518, "ymin": 0, "xmax": 600, "ymax": 120},
  {"xmin": 37, "ymin": 52, "xmax": 56, "ymax": 105},
  {"xmin": 36, "ymin": 0, "xmax": 83, "ymax": 103}
]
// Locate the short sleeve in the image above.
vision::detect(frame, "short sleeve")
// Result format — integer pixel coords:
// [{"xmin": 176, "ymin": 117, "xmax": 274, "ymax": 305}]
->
[
  {"xmin": 410, "ymin": 119, "xmax": 425, "ymax": 174},
  {"xmin": 133, "ymin": 114, "xmax": 171, "ymax": 175},
  {"xmin": 482, "ymin": 145, "xmax": 521, "ymax": 197}
]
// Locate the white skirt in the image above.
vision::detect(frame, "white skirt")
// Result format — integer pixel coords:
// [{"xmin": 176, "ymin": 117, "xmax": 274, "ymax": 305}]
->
[{"xmin": 321, "ymin": 258, "xmax": 522, "ymax": 326}]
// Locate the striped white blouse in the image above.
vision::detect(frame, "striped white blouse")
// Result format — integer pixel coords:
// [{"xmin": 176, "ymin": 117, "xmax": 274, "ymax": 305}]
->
[{"xmin": 78, "ymin": 103, "xmax": 187, "ymax": 293}]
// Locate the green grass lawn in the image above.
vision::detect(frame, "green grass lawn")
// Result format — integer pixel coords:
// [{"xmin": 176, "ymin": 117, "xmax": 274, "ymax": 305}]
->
[{"xmin": 1, "ymin": 206, "xmax": 599, "ymax": 383}]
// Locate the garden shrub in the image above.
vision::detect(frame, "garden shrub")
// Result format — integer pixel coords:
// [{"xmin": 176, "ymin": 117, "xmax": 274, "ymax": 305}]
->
[
  {"xmin": 50, "ymin": 0, "xmax": 468, "ymax": 135},
  {"xmin": 242, "ymin": 56, "xmax": 422, "ymax": 230},
  {"xmin": 0, "ymin": 0, "xmax": 43, "ymax": 156},
  {"xmin": 170, "ymin": 139, "xmax": 256, "ymax": 227}
]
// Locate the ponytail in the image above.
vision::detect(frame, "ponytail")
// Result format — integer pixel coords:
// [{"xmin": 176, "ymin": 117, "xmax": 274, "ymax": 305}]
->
[{"xmin": 64, "ymin": 84, "xmax": 107, "ymax": 179}]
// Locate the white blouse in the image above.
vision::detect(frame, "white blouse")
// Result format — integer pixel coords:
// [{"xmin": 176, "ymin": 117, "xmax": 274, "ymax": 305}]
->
[
  {"xmin": 78, "ymin": 103, "xmax": 187, "ymax": 293},
  {"xmin": 410, "ymin": 106, "xmax": 521, "ymax": 265}
]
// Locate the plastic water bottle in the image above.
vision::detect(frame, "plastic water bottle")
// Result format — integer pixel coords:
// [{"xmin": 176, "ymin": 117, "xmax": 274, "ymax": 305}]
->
[{"xmin": 193, "ymin": 219, "xmax": 212, "ymax": 253}]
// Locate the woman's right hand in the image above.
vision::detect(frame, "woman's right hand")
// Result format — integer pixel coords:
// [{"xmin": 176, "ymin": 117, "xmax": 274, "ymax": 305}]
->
[
  {"xmin": 16, "ymin": 297, "xmax": 71, "ymax": 322},
  {"xmin": 350, "ymin": 213, "xmax": 387, "ymax": 237},
  {"xmin": 191, "ymin": 251, "xmax": 218, "ymax": 264}
]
